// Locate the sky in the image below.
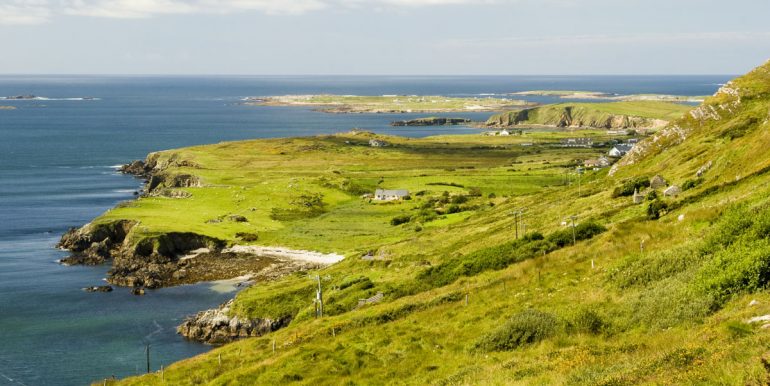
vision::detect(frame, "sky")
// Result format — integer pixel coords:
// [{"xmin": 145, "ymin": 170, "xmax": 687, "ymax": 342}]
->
[{"xmin": 1, "ymin": 0, "xmax": 769, "ymax": 75}]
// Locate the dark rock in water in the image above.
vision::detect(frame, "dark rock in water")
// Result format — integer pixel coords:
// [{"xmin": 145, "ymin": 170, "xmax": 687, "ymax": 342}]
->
[
  {"xmin": 131, "ymin": 287, "xmax": 146, "ymax": 296},
  {"xmin": 391, "ymin": 117, "xmax": 472, "ymax": 127},
  {"xmin": 177, "ymin": 300, "xmax": 291, "ymax": 344},
  {"xmin": 84, "ymin": 285, "xmax": 113, "ymax": 293},
  {"xmin": 119, "ymin": 160, "xmax": 152, "ymax": 178},
  {"xmin": 5, "ymin": 95, "xmax": 37, "ymax": 100}
]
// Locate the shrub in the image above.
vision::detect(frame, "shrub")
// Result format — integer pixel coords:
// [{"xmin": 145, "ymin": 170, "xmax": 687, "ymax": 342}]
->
[
  {"xmin": 546, "ymin": 221, "xmax": 607, "ymax": 248},
  {"xmin": 629, "ymin": 274, "xmax": 713, "ymax": 329},
  {"xmin": 235, "ymin": 232, "xmax": 259, "ymax": 242},
  {"xmin": 390, "ymin": 214, "xmax": 412, "ymax": 226},
  {"xmin": 608, "ymin": 244, "xmax": 702, "ymax": 289},
  {"xmin": 696, "ymin": 238, "xmax": 770, "ymax": 307},
  {"xmin": 571, "ymin": 308, "xmax": 607, "ymax": 335},
  {"xmin": 468, "ymin": 187, "xmax": 483, "ymax": 197},
  {"xmin": 612, "ymin": 176, "xmax": 650, "ymax": 198},
  {"xmin": 475, "ymin": 309, "xmax": 558, "ymax": 351},
  {"xmin": 682, "ymin": 178, "xmax": 704, "ymax": 191},
  {"xmin": 646, "ymin": 200, "xmax": 669, "ymax": 220},
  {"xmin": 416, "ymin": 223, "xmax": 606, "ymax": 289},
  {"xmin": 451, "ymin": 195, "xmax": 469, "ymax": 204}
]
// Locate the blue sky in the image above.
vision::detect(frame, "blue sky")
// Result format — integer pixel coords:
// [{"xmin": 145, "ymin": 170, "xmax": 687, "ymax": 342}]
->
[{"xmin": 1, "ymin": 0, "xmax": 769, "ymax": 75}]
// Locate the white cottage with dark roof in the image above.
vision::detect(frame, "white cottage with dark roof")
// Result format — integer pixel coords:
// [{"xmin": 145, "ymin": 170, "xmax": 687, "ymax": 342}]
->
[{"xmin": 374, "ymin": 189, "xmax": 409, "ymax": 201}]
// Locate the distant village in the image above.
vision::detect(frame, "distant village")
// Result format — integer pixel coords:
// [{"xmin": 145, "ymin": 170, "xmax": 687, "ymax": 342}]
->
[{"xmin": 485, "ymin": 127, "xmax": 639, "ymax": 170}]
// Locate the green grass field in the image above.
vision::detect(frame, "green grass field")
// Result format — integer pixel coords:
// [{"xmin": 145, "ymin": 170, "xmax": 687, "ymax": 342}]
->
[{"xmin": 104, "ymin": 61, "xmax": 770, "ymax": 385}]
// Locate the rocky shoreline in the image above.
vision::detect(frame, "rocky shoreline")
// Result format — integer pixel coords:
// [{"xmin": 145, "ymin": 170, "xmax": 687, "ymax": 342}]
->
[
  {"xmin": 177, "ymin": 299, "xmax": 292, "ymax": 344},
  {"xmin": 57, "ymin": 154, "xmax": 345, "ymax": 342},
  {"xmin": 390, "ymin": 117, "xmax": 472, "ymax": 126},
  {"xmin": 57, "ymin": 155, "xmax": 330, "ymax": 290}
]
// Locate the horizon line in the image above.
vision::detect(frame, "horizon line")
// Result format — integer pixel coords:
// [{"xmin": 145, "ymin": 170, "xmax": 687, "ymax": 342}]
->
[{"xmin": 0, "ymin": 73, "xmax": 739, "ymax": 77}]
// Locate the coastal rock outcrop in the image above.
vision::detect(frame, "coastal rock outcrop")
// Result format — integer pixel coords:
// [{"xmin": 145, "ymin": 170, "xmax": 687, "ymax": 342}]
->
[
  {"xmin": 391, "ymin": 117, "xmax": 471, "ymax": 126},
  {"xmin": 178, "ymin": 300, "xmax": 292, "ymax": 344},
  {"xmin": 83, "ymin": 285, "xmax": 113, "ymax": 292},
  {"xmin": 486, "ymin": 106, "xmax": 669, "ymax": 129},
  {"xmin": 58, "ymin": 220, "xmax": 137, "ymax": 265}
]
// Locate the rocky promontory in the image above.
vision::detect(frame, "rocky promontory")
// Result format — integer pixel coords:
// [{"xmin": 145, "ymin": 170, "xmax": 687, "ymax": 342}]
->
[
  {"xmin": 390, "ymin": 117, "xmax": 471, "ymax": 126},
  {"xmin": 485, "ymin": 102, "xmax": 687, "ymax": 130},
  {"xmin": 177, "ymin": 299, "xmax": 292, "ymax": 344}
]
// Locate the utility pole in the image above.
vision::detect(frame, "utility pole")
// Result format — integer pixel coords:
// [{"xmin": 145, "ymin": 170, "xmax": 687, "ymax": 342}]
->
[
  {"xmin": 570, "ymin": 215, "xmax": 577, "ymax": 246},
  {"xmin": 316, "ymin": 275, "xmax": 324, "ymax": 318},
  {"xmin": 514, "ymin": 211, "xmax": 519, "ymax": 239},
  {"xmin": 145, "ymin": 344, "xmax": 150, "ymax": 374}
]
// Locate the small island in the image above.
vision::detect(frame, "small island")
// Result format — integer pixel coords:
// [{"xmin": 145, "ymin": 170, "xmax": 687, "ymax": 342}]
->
[
  {"xmin": 0, "ymin": 106, "xmax": 16, "ymax": 110},
  {"xmin": 390, "ymin": 117, "xmax": 472, "ymax": 126},
  {"xmin": 243, "ymin": 94, "xmax": 536, "ymax": 113},
  {"xmin": 510, "ymin": 90, "xmax": 707, "ymax": 103}
]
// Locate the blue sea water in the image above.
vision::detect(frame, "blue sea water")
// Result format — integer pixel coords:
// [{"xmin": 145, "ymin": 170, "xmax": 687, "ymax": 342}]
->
[{"xmin": 0, "ymin": 75, "xmax": 730, "ymax": 385}]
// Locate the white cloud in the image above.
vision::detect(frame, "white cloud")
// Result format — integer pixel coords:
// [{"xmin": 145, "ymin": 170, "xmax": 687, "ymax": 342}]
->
[
  {"xmin": 0, "ymin": 0, "xmax": 503, "ymax": 23},
  {"xmin": 61, "ymin": 0, "xmax": 328, "ymax": 18},
  {"xmin": 0, "ymin": 0, "xmax": 51, "ymax": 25}
]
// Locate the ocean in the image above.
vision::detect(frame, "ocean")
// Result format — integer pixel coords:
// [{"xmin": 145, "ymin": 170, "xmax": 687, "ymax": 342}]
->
[{"xmin": 0, "ymin": 75, "xmax": 730, "ymax": 385}]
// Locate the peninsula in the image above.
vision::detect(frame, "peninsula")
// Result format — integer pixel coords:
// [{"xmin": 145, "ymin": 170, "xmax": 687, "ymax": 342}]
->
[
  {"xmin": 486, "ymin": 101, "xmax": 691, "ymax": 130},
  {"xmin": 243, "ymin": 94, "xmax": 536, "ymax": 113},
  {"xmin": 85, "ymin": 60, "xmax": 770, "ymax": 385},
  {"xmin": 510, "ymin": 90, "xmax": 708, "ymax": 103}
]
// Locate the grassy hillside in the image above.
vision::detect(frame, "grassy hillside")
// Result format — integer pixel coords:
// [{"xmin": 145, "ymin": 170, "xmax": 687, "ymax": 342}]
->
[
  {"xmin": 109, "ymin": 60, "xmax": 770, "ymax": 385},
  {"xmin": 486, "ymin": 101, "xmax": 691, "ymax": 129}
]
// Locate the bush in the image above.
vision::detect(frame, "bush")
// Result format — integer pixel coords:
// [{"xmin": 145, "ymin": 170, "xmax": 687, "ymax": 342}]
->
[
  {"xmin": 546, "ymin": 221, "xmax": 607, "ymax": 248},
  {"xmin": 416, "ymin": 223, "xmax": 606, "ymax": 289},
  {"xmin": 612, "ymin": 176, "xmax": 650, "ymax": 198},
  {"xmin": 682, "ymin": 178, "xmax": 704, "ymax": 191},
  {"xmin": 390, "ymin": 214, "xmax": 412, "ymax": 226},
  {"xmin": 696, "ymin": 238, "xmax": 770, "ymax": 307},
  {"xmin": 451, "ymin": 195, "xmax": 469, "ymax": 204},
  {"xmin": 235, "ymin": 232, "xmax": 259, "ymax": 242},
  {"xmin": 608, "ymin": 244, "xmax": 702, "ymax": 289},
  {"xmin": 468, "ymin": 187, "xmax": 483, "ymax": 197},
  {"xmin": 646, "ymin": 200, "xmax": 669, "ymax": 220},
  {"xmin": 571, "ymin": 309, "xmax": 607, "ymax": 335},
  {"xmin": 475, "ymin": 309, "xmax": 558, "ymax": 351}
]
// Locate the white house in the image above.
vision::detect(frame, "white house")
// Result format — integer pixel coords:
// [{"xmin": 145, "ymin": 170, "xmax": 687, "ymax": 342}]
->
[
  {"xmin": 374, "ymin": 189, "xmax": 409, "ymax": 201},
  {"xmin": 609, "ymin": 143, "xmax": 634, "ymax": 157},
  {"xmin": 561, "ymin": 138, "xmax": 594, "ymax": 148},
  {"xmin": 499, "ymin": 129, "xmax": 510, "ymax": 136}
]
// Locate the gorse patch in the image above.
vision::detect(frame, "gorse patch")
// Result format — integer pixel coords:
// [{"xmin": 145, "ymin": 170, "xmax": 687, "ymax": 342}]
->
[
  {"xmin": 413, "ymin": 221, "xmax": 605, "ymax": 291},
  {"xmin": 474, "ymin": 309, "xmax": 559, "ymax": 351}
]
